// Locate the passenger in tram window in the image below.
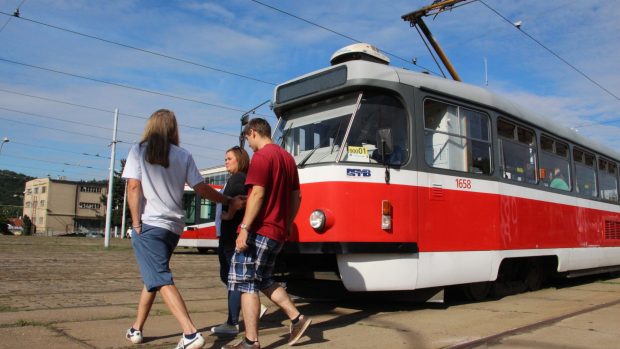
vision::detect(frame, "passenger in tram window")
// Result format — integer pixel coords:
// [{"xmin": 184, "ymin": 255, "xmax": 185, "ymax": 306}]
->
[{"xmin": 550, "ymin": 167, "xmax": 570, "ymax": 191}]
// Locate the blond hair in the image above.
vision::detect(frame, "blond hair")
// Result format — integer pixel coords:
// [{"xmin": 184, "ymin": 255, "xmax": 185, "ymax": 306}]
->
[{"xmin": 139, "ymin": 109, "xmax": 180, "ymax": 168}]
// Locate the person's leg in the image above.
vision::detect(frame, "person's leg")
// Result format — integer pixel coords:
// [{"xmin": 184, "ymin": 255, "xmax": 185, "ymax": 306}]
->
[
  {"xmin": 224, "ymin": 248, "xmax": 241, "ymax": 326},
  {"xmin": 240, "ymin": 291, "xmax": 261, "ymax": 341},
  {"xmin": 261, "ymin": 283, "xmax": 299, "ymax": 320},
  {"xmin": 227, "ymin": 289, "xmax": 242, "ymax": 325},
  {"xmin": 159, "ymin": 284, "xmax": 198, "ymax": 335},
  {"xmin": 132, "ymin": 285, "xmax": 156, "ymax": 330}
]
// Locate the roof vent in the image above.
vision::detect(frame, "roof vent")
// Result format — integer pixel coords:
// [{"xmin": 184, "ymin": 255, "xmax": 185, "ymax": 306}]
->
[{"xmin": 330, "ymin": 43, "xmax": 390, "ymax": 66}]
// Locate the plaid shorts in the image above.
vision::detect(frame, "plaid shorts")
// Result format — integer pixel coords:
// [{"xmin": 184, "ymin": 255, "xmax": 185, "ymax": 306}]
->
[{"xmin": 227, "ymin": 232, "xmax": 283, "ymax": 294}]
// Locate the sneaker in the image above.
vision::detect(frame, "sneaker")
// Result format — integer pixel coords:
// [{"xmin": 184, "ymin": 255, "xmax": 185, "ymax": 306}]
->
[
  {"xmin": 125, "ymin": 328, "xmax": 143, "ymax": 344},
  {"xmin": 211, "ymin": 323, "xmax": 239, "ymax": 335},
  {"xmin": 288, "ymin": 315, "xmax": 311, "ymax": 346},
  {"xmin": 175, "ymin": 332, "xmax": 205, "ymax": 349},
  {"xmin": 221, "ymin": 339, "xmax": 260, "ymax": 349},
  {"xmin": 259, "ymin": 303, "xmax": 268, "ymax": 319}
]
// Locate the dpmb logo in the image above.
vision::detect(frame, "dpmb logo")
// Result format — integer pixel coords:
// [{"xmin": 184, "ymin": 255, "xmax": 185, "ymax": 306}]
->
[{"xmin": 347, "ymin": 168, "xmax": 371, "ymax": 177}]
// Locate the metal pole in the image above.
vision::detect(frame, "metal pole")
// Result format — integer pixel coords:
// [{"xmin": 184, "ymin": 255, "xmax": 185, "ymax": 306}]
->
[
  {"xmin": 120, "ymin": 180, "xmax": 127, "ymax": 239},
  {"xmin": 104, "ymin": 108, "xmax": 119, "ymax": 248},
  {"xmin": 415, "ymin": 17, "xmax": 461, "ymax": 81}
]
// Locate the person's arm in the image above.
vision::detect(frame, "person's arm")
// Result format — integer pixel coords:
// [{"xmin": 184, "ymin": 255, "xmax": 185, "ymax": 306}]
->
[
  {"xmin": 236, "ymin": 185, "xmax": 265, "ymax": 251},
  {"xmin": 127, "ymin": 178, "xmax": 143, "ymax": 235},
  {"xmin": 193, "ymin": 182, "xmax": 244, "ymax": 210},
  {"xmin": 287, "ymin": 189, "xmax": 302, "ymax": 234},
  {"xmin": 220, "ymin": 206, "xmax": 238, "ymax": 220}
]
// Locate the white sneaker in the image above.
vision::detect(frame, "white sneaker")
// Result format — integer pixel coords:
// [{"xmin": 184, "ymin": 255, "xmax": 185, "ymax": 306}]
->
[
  {"xmin": 259, "ymin": 303, "xmax": 268, "ymax": 318},
  {"xmin": 211, "ymin": 323, "xmax": 239, "ymax": 335},
  {"xmin": 125, "ymin": 328, "xmax": 143, "ymax": 344},
  {"xmin": 175, "ymin": 332, "xmax": 205, "ymax": 349}
]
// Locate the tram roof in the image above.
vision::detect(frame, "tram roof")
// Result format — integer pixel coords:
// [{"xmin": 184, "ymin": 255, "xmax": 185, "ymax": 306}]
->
[{"xmin": 275, "ymin": 60, "xmax": 619, "ymax": 161}]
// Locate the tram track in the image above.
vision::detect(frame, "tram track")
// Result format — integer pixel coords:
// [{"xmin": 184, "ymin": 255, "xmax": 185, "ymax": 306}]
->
[{"xmin": 446, "ymin": 297, "xmax": 620, "ymax": 348}]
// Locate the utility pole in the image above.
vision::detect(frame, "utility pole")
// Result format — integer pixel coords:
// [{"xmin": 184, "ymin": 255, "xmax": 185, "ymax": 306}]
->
[
  {"xmin": 402, "ymin": 0, "xmax": 472, "ymax": 81},
  {"xmin": 104, "ymin": 109, "xmax": 119, "ymax": 248},
  {"xmin": 120, "ymin": 181, "xmax": 127, "ymax": 239}
]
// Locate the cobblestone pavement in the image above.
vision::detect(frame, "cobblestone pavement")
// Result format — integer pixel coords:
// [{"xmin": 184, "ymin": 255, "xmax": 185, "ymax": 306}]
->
[{"xmin": 1, "ymin": 235, "xmax": 619, "ymax": 349}]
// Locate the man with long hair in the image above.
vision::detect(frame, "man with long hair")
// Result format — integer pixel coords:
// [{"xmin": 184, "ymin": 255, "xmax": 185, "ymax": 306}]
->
[
  {"xmin": 223, "ymin": 118, "xmax": 310, "ymax": 349},
  {"xmin": 123, "ymin": 109, "xmax": 242, "ymax": 349}
]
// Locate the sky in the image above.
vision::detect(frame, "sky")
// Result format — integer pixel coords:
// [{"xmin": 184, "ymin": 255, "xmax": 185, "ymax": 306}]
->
[{"xmin": 0, "ymin": 0, "xmax": 618, "ymax": 182}]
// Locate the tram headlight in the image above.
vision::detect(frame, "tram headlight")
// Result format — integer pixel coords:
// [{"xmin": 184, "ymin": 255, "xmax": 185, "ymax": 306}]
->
[{"xmin": 309, "ymin": 210, "xmax": 326, "ymax": 231}]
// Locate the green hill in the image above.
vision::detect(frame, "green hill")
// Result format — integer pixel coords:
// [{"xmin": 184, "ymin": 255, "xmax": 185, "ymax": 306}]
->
[{"xmin": 0, "ymin": 170, "xmax": 34, "ymax": 216}]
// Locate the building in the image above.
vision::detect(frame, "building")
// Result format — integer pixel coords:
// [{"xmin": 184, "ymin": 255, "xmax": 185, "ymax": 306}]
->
[{"xmin": 22, "ymin": 178, "xmax": 107, "ymax": 235}]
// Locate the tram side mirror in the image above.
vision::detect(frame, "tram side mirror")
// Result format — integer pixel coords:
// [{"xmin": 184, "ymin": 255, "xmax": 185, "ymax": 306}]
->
[{"xmin": 376, "ymin": 128, "xmax": 393, "ymax": 159}]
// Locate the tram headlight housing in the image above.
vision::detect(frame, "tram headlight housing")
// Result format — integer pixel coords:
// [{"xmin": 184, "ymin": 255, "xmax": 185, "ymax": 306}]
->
[
  {"xmin": 309, "ymin": 209, "xmax": 334, "ymax": 233},
  {"xmin": 309, "ymin": 210, "xmax": 326, "ymax": 231}
]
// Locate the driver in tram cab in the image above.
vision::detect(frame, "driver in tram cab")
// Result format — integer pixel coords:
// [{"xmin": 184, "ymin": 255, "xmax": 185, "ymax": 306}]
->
[{"xmin": 550, "ymin": 167, "xmax": 569, "ymax": 191}]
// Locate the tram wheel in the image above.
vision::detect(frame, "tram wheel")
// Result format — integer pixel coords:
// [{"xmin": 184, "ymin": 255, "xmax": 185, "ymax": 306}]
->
[
  {"xmin": 524, "ymin": 260, "xmax": 545, "ymax": 291},
  {"xmin": 462, "ymin": 282, "xmax": 491, "ymax": 302}
]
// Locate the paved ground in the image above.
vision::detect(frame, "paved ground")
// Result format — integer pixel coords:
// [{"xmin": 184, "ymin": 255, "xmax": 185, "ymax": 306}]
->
[{"xmin": 1, "ymin": 235, "xmax": 619, "ymax": 349}]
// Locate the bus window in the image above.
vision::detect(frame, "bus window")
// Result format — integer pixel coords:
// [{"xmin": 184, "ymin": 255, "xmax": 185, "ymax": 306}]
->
[
  {"xmin": 598, "ymin": 159, "xmax": 618, "ymax": 202},
  {"xmin": 498, "ymin": 118, "xmax": 537, "ymax": 183},
  {"xmin": 539, "ymin": 134, "xmax": 570, "ymax": 191},
  {"xmin": 342, "ymin": 93, "xmax": 409, "ymax": 166},
  {"xmin": 183, "ymin": 192, "xmax": 196, "ymax": 225},
  {"xmin": 573, "ymin": 148, "xmax": 597, "ymax": 198},
  {"xmin": 423, "ymin": 99, "xmax": 491, "ymax": 174}
]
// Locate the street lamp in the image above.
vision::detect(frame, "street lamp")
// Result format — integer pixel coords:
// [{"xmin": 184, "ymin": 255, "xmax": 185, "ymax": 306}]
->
[{"xmin": 0, "ymin": 137, "xmax": 9, "ymax": 154}]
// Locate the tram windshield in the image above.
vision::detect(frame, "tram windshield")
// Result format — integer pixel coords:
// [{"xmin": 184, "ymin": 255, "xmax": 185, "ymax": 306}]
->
[{"xmin": 274, "ymin": 91, "xmax": 409, "ymax": 167}]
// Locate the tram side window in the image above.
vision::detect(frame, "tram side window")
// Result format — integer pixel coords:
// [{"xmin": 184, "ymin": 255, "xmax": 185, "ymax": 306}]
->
[
  {"xmin": 498, "ymin": 118, "xmax": 537, "ymax": 183},
  {"xmin": 198, "ymin": 198, "xmax": 216, "ymax": 223},
  {"xmin": 539, "ymin": 134, "xmax": 571, "ymax": 191},
  {"xmin": 598, "ymin": 159, "xmax": 618, "ymax": 202},
  {"xmin": 183, "ymin": 192, "xmax": 196, "ymax": 225},
  {"xmin": 573, "ymin": 148, "xmax": 598, "ymax": 198},
  {"xmin": 423, "ymin": 99, "xmax": 491, "ymax": 174}
]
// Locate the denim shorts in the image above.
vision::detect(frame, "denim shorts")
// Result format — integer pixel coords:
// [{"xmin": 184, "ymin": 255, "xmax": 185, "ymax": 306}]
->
[
  {"xmin": 131, "ymin": 224, "xmax": 180, "ymax": 292},
  {"xmin": 228, "ymin": 233, "xmax": 283, "ymax": 294}
]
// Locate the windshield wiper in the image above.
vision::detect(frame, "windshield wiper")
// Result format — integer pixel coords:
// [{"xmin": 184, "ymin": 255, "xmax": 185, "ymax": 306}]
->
[{"xmin": 297, "ymin": 140, "xmax": 325, "ymax": 168}]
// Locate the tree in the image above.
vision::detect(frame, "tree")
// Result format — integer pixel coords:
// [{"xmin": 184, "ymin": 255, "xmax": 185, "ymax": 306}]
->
[
  {"xmin": 100, "ymin": 159, "xmax": 128, "ymax": 227},
  {"xmin": 22, "ymin": 215, "xmax": 33, "ymax": 235}
]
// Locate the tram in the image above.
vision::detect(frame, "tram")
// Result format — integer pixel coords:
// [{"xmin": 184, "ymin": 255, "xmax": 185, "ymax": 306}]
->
[
  {"xmin": 177, "ymin": 184, "xmax": 221, "ymax": 253},
  {"xmin": 272, "ymin": 43, "xmax": 620, "ymax": 299}
]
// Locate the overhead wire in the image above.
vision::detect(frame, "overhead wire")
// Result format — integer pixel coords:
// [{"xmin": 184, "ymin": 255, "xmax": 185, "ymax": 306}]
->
[
  {"xmin": 0, "ymin": 56, "xmax": 276, "ymax": 117},
  {"xmin": 248, "ymin": 0, "xmax": 441, "ymax": 75},
  {"xmin": 0, "ymin": 88, "xmax": 239, "ymax": 137},
  {"xmin": 479, "ymin": 0, "xmax": 619, "ymax": 101},
  {"xmin": 0, "ymin": 0, "xmax": 26, "ymax": 34},
  {"xmin": 0, "ymin": 10, "xmax": 277, "ymax": 86},
  {"xmin": 10, "ymin": 140, "xmax": 111, "ymax": 159}
]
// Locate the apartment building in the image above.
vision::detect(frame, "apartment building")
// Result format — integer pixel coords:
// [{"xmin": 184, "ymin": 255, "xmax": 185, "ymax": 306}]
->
[{"xmin": 23, "ymin": 178, "xmax": 107, "ymax": 235}]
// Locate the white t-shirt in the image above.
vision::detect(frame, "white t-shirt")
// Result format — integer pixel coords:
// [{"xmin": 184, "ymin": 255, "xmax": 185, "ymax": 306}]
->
[{"xmin": 122, "ymin": 143, "xmax": 203, "ymax": 235}]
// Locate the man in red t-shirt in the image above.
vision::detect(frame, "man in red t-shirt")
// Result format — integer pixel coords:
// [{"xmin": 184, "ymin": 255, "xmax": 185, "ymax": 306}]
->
[{"xmin": 224, "ymin": 118, "xmax": 311, "ymax": 349}]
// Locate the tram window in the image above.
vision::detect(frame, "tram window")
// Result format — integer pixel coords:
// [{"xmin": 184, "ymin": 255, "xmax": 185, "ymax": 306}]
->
[
  {"xmin": 598, "ymin": 159, "xmax": 618, "ymax": 202},
  {"xmin": 539, "ymin": 135, "xmax": 570, "ymax": 191},
  {"xmin": 573, "ymin": 148, "xmax": 597, "ymax": 198},
  {"xmin": 498, "ymin": 118, "xmax": 537, "ymax": 184},
  {"xmin": 423, "ymin": 99, "xmax": 491, "ymax": 174},
  {"xmin": 183, "ymin": 193, "xmax": 196, "ymax": 225},
  {"xmin": 342, "ymin": 93, "xmax": 409, "ymax": 166},
  {"xmin": 198, "ymin": 198, "xmax": 216, "ymax": 223}
]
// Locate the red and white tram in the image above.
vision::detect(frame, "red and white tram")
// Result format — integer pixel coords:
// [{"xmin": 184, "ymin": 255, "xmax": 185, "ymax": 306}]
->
[
  {"xmin": 272, "ymin": 44, "xmax": 620, "ymax": 299},
  {"xmin": 177, "ymin": 184, "xmax": 221, "ymax": 253}
]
